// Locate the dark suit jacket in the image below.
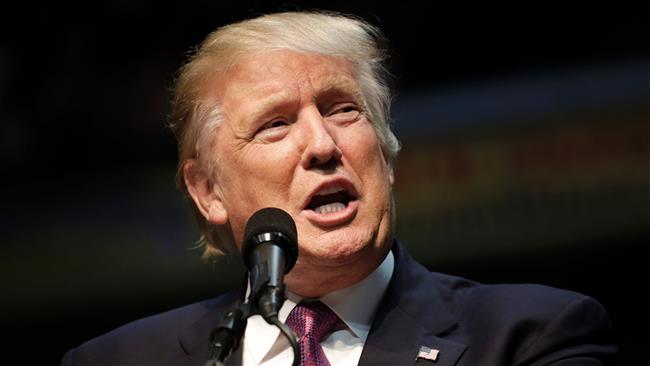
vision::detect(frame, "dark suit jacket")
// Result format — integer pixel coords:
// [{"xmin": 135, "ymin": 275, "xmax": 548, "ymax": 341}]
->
[{"xmin": 61, "ymin": 242, "xmax": 616, "ymax": 365}]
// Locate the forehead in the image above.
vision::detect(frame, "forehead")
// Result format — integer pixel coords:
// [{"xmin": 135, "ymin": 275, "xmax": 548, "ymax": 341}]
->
[{"xmin": 210, "ymin": 50, "xmax": 360, "ymax": 105}]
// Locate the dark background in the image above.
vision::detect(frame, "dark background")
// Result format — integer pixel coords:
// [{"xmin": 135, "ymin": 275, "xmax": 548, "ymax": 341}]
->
[{"xmin": 1, "ymin": 1, "xmax": 648, "ymax": 365}]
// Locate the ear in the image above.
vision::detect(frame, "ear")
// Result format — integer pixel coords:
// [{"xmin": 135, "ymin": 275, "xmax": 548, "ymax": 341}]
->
[
  {"xmin": 183, "ymin": 159, "xmax": 228, "ymax": 225},
  {"xmin": 388, "ymin": 166, "xmax": 395, "ymax": 185}
]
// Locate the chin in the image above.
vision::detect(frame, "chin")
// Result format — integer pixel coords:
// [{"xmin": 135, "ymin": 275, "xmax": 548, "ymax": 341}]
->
[{"xmin": 300, "ymin": 227, "xmax": 378, "ymax": 266}]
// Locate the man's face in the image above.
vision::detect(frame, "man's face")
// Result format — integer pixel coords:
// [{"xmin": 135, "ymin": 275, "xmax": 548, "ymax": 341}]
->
[{"xmin": 201, "ymin": 50, "xmax": 394, "ymax": 294}]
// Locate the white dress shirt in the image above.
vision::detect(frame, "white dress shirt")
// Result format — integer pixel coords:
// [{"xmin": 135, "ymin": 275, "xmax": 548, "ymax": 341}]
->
[{"xmin": 242, "ymin": 251, "xmax": 395, "ymax": 366}]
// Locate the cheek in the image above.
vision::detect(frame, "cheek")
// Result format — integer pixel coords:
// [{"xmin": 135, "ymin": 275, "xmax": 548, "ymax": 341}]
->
[
  {"xmin": 218, "ymin": 141, "xmax": 301, "ymax": 204},
  {"xmin": 343, "ymin": 125, "xmax": 389, "ymax": 175}
]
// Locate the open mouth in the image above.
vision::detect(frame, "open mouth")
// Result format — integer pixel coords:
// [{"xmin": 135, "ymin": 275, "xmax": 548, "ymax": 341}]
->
[
  {"xmin": 301, "ymin": 179, "xmax": 359, "ymax": 226},
  {"xmin": 306, "ymin": 187, "xmax": 353, "ymax": 214},
  {"xmin": 302, "ymin": 181, "xmax": 360, "ymax": 226}
]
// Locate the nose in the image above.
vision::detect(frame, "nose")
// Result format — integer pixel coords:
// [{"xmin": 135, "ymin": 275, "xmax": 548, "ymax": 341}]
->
[{"xmin": 299, "ymin": 109, "xmax": 342, "ymax": 170}]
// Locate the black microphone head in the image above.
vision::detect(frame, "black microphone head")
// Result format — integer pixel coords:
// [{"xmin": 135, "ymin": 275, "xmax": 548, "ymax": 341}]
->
[{"xmin": 242, "ymin": 207, "xmax": 298, "ymax": 273}]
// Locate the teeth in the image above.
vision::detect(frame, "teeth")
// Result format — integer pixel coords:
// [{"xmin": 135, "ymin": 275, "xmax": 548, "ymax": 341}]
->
[
  {"xmin": 317, "ymin": 186, "xmax": 344, "ymax": 196},
  {"xmin": 315, "ymin": 202, "xmax": 346, "ymax": 214}
]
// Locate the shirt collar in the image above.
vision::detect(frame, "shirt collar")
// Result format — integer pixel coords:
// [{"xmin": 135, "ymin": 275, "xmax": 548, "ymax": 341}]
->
[
  {"xmin": 320, "ymin": 250, "xmax": 395, "ymax": 340},
  {"xmin": 244, "ymin": 250, "xmax": 395, "ymax": 364}
]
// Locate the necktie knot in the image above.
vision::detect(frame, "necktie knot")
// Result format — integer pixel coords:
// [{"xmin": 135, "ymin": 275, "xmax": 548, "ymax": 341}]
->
[{"xmin": 286, "ymin": 301, "xmax": 340, "ymax": 366}]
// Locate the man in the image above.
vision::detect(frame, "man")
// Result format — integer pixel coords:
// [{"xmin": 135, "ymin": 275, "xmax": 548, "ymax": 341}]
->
[{"xmin": 61, "ymin": 11, "xmax": 616, "ymax": 366}]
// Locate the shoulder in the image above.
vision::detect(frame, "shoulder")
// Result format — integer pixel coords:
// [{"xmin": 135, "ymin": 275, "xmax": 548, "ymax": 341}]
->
[
  {"xmin": 392, "ymin": 242, "xmax": 610, "ymax": 331},
  {"xmin": 425, "ymin": 271, "xmax": 616, "ymax": 364},
  {"xmin": 395, "ymin": 246, "xmax": 609, "ymax": 332},
  {"xmin": 444, "ymin": 275, "xmax": 597, "ymax": 321},
  {"xmin": 448, "ymin": 277, "xmax": 609, "ymax": 330},
  {"xmin": 392, "ymin": 242, "xmax": 616, "ymax": 364},
  {"xmin": 398, "ymin": 247, "xmax": 597, "ymax": 319},
  {"xmin": 61, "ymin": 290, "xmax": 239, "ymax": 366}
]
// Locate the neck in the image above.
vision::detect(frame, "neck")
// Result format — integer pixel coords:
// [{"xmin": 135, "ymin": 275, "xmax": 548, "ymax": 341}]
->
[{"xmin": 284, "ymin": 242, "xmax": 391, "ymax": 298}]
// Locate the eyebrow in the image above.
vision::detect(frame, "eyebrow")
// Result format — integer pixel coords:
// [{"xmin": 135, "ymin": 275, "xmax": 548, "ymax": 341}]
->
[
  {"xmin": 243, "ymin": 74, "xmax": 363, "ymax": 128},
  {"xmin": 244, "ymin": 89, "xmax": 296, "ymax": 128},
  {"xmin": 314, "ymin": 75, "xmax": 363, "ymax": 102}
]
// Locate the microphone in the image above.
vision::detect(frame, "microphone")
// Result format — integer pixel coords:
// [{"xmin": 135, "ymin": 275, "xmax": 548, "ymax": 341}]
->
[
  {"xmin": 205, "ymin": 207, "xmax": 300, "ymax": 366},
  {"xmin": 242, "ymin": 207, "xmax": 298, "ymax": 321}
]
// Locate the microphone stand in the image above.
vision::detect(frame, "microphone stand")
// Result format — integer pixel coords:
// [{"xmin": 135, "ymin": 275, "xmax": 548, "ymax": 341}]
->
[
  {"xmin": 205, "ymin": 302, "xmax": 250, "ymax": 366},
  {"xmin": 205, "ymin": 283, "xmax": 300, "ymax": 366}
]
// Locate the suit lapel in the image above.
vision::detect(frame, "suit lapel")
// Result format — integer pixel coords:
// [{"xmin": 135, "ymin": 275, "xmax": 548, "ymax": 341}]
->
[
  {"xmin": 358, "ymin": 305, "xmax": 465, "ymax": 366},
  {"xmin": 171, "ymin": 287, "xmax": 245, "ymax": 366},
  {"xmin": 359, "ymin": 242, "xmax": 466, "ymax": 366}
]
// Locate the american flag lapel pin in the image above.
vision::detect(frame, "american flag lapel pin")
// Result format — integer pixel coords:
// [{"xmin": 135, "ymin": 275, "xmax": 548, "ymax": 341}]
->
[{"xmin": 416, "ymin": 345, "xmax": 440, "ymax": 362}]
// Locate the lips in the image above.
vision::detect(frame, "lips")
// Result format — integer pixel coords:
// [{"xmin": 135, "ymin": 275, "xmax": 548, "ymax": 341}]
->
[{"xmin": 301, "ymin": 178, "xmax": 359, "ymax": 227}]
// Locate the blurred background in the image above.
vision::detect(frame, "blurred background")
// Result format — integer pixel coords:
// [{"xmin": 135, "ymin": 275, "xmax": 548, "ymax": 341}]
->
[{"xmin": 1, "ymin": 1, "xmax": 647, "ymax": 364}]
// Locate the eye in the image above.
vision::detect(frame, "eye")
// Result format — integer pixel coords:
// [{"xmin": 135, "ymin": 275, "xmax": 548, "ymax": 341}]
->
[
  {"xmin": 254, "ymin": 119, "xmax": 290, "ymax": 141},
  {"xmin": 257, "ymin": 118, "xmax": 291, "ymax": 133},
  {"xmin": 337, "ymin": 105, "xmax": 358, "ymax": 114},
  {"xmin": 264, "ymin": 120, "xmax": 289, "ymax": 129},
  {"xmin": 326, "ymin": 103, "xmax": 361, "ymax": 124}
]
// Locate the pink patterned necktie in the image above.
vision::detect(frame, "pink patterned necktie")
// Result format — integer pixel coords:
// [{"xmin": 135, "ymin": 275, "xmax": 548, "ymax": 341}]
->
[{"xmin": 286, "ymin": 301, "xmax": 340, "ymax": 366}]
